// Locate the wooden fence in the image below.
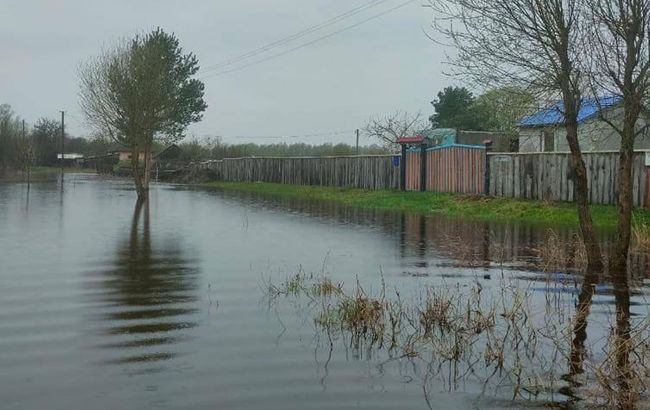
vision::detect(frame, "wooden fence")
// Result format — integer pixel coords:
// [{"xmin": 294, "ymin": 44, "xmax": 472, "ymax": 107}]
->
[
  {"xmin": 199, "ymin": 149, "xmax": 650, "ymax": 207},
  {"xmin": 207, "ymin": 155, "xmax": 400, "ymax": 190},
  {"xmin": 487, "ymin": 151, "xmax": 648, "ymax": 207}
]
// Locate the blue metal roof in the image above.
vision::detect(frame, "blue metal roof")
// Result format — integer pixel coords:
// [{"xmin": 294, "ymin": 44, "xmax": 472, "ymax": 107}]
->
[{"xmin": 519, "ymin": 96, "xmax": 621, "ymax": 127}]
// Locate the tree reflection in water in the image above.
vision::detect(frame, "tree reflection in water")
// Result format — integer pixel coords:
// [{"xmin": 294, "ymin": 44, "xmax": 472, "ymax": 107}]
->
[{"xmin": 97, "ymin": 199, "xmax": 199, "ymax": 367}]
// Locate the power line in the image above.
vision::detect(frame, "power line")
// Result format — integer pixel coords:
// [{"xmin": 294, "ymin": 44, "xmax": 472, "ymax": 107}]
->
[
  {"xmin": 200, "ymin": 0, "xmax": 417, "ymax": 79},
  {"xmin": 200, "ymin": 0, "xmax": 391, "ymax": 73}
]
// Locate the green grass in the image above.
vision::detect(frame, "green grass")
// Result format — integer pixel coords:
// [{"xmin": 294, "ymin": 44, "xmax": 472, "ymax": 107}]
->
[{"xmin": 204, "ymin": 181, "xmax": 650, "ymax": 229}]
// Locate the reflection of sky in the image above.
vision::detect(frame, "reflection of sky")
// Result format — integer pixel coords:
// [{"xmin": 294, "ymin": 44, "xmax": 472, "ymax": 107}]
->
[{"xmin": 0, "ymin": 176, "xmax": 647, "ymax": 409}]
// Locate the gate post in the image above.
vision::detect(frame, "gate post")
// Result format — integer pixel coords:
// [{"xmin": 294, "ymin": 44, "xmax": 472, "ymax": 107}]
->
[
  {"xmin": 420, "ymin": 143, "xmax": 427, "ymax": 192},
  {"xmin": 483, "ymin": 140, "xmax": 493, "ymax": 195},
  {"xmin": 645, "ymin": 152, "xmax": 650, "ymax": 208},
  {"xmin": 400, "ymin": 144, "xmax": 407, "ymax": 191}
]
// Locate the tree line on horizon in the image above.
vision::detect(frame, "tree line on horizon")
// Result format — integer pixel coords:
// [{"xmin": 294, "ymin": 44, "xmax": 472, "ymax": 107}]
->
[{"xmin": 0, "ymin": 104, "xmax": 115, "ymax": 172}]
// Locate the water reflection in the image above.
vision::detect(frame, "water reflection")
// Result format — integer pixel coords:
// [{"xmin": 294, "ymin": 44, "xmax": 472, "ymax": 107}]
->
[
  {"xmin": 207, "ymin": 189, "xmax": 650, "ymax": 282},
  {"xmin": 563, "ymin": 270, "xmax": 640, "ymax": 408},
  {"xmin": 208, "ymin": 190, "xmax": 650, "ymax": 407},
  {"xmin": 95, "ymin": 199, "xmax": 199, "ymax": 366},
  {"xmin": 613, "ymin": 274, "xmax": 634, "ymax": 408}
]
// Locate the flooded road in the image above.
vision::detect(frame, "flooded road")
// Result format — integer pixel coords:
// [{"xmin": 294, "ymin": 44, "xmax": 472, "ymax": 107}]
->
[{"xmin": 1, "ymin": 175, "xmax": 648, "ymax": 409}]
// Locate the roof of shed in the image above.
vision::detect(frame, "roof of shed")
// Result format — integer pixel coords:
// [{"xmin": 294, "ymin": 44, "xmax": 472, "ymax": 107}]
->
[
  {"xmin": 519, "ymin": 96, "xmax": 621, "ymax": 127},
  {"xmin": 396, "ymin": 136, "xmax": 425, "ymax": 144}
]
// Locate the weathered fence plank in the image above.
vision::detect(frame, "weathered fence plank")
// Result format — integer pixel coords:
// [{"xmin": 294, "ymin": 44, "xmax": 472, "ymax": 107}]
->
[
  {"xmin": 208, "ymin": 155, "xmax": 400, "ymax": 190},
  {"xmin": 488, "ymin": 152, "xmax": 648, "ymax": 207}
]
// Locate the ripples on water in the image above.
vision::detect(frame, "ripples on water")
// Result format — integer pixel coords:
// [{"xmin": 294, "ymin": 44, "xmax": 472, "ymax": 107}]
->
[{"xmin": 0, "ymin": 174, "xmax": 648, "ymax": 409}]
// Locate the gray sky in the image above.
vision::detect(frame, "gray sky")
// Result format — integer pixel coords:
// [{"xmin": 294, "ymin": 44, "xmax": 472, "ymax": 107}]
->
[{"xmin": 0, "ymin": 0, "xmax": 455, "ymax": 145}]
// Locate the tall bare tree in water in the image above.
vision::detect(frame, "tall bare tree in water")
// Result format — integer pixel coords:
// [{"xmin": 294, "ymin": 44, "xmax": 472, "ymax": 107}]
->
[
  {"xmin": 79, "ymin": 28, "xmax": 207, "ymax": 200},
  {"xmin": 429, "ymin": 0, "xmax": 603, "ymax": 272},
  {"xmin": 587, "ymin": 0, "xmax": 650, "ymax": 275}
]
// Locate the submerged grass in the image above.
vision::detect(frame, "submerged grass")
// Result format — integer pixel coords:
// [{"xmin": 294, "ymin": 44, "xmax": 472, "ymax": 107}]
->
[
  {"xmin": 264, "ymin": 272, "xmax": 650, "ymax": 408},
  {"xmin": 204, "ymin": 181, "xmax": 650, "ymax": 229}
]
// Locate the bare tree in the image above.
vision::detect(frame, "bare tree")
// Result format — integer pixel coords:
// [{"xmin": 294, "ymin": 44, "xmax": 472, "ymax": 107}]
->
[
  {"xmin": 429, "ymin": 0, "xmax": 604, "ymax": 272},
  {"xmin": 587, "ymin": 0, "xmax": 650, "ymax": 275},
  {"xmin": 79, "ymin": 28, "xmax": 207, "ymax": 200},
  {"xmin": 362, "ymin": 111, "xmax": 428, "ymax": 150},
  {"xmin": 0, "ymin": 104, "xmax": 23, "ymax": 173},
  {"xmin": 15, "ymin": 136, "xmax": 35, "ymax": 184}
]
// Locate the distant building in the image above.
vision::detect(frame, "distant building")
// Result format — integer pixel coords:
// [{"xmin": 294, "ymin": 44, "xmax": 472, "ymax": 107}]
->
[
  {"xmin": 56, "ymin": 153, "xmax": 84, "ymax": 167},
  {"xmin": 112, "ymin": 149, "xmax": 150, "ymax": 162},
  {"xmin": 518, "ymin": 96, "xmax": 650, "ymax": 152}
]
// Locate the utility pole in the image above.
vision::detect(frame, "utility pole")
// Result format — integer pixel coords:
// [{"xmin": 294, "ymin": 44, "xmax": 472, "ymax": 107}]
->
[
  {"xmin": 22, "ymin": 119, "xmax": 25, "ymax": 139},
  {"xmin": 355, "ymin": 129, "xmax": 359, "ymax": 155},
  {"xmin": 60, "ymin": 111, "xmax": 65, "ymax": 172}
]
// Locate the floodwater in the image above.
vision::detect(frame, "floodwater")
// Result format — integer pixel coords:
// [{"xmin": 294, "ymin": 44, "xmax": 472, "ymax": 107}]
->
[{"xmin": 1, "ymin": 174, "xmax": 648, "ymax": 409}]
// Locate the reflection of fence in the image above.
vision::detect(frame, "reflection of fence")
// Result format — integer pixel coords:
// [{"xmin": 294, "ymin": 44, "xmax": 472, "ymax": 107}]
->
[
  {"xmin": 487, "ymin": 152, "xmax": 648, "ymax": 207},
  {"xmin": 206, "ymin": 155, "xmax": 400, "ymax": 190}
]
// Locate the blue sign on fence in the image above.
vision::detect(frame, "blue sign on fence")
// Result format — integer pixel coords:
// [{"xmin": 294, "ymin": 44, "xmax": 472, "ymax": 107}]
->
[{"xmin": 392, "ymin": 155, "xmax": 400, "ymax": 167}]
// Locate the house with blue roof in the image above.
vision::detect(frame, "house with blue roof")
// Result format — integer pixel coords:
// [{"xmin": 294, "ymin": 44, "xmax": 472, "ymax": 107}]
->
[{"xmin": 518, "ymin": 96, "xmax": 650, "ymax": 152}]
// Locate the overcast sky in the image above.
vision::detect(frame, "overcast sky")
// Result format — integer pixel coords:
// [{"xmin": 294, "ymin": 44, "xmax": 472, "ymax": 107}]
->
[{"xmin": 0, "ymin": 0, "xmax": 457, "ymax": 145}]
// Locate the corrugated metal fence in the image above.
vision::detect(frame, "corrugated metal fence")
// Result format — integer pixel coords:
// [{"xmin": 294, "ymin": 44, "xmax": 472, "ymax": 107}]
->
[
  {"xmin": 426, "ymin": 145, "xmax": 485, "ymax": 194},
  {"xmin": 405, "ymin": 151, "xmax": 421, "ymax": 190},
  {"xmin": 404, "ymin": 144, "xmax": 486, "ymax": 194}
]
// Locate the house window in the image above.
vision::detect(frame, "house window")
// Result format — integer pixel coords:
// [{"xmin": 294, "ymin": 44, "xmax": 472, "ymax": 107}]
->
[{"xmin": 543, "ymin": 130, "xmax": 554, "ymax": 152}]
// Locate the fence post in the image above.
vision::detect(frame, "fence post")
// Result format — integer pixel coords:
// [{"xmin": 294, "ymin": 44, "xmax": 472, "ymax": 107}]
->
[
  {"xmin": 483, "ymin": 140, "xmax": 493, "ymax": 195},
  {"xmin": 400, "ymin": 144, "xmax": 407, "ymax": 191},
  {"xmin": 645, "ymin": 152, "xmax": 650, "ymax": 208},
  {"xmin": 420, "ymin": 143, "xmax": 427, "ymax": 192}
]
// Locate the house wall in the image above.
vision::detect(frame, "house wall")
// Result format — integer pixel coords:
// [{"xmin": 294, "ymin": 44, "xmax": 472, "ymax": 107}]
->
[
  {"xmin": 518, "ymin": 128, "xmax": 543, "ymax": 152},
  {"xmin": 457, "ymin": 131, "xmax": 513, "ymax": 152},
  {"xmin": 519, "ymin": 107, "xmax": 650, "ymax": 152}
]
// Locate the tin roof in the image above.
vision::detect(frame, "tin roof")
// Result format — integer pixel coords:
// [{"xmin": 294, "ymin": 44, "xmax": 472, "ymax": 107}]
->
[
  {"xmin": 397, "ymin": 128, "xmax": 458, "ymax": 145},
  {"xmin": 520, "ymin": 96, "xmax": 621, "ymax": 127},
  {"xmin": 396, "ymin": 136, "xmax": 425, "ymax": 144}
]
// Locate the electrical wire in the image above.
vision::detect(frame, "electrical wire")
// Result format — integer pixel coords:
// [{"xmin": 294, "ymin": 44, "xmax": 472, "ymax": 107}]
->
[
  {"xmin": 200, "ymin": 0, "xmax": 417, "ymax": 79},
  {"xmin": 199, "ymin": 0, "xmax": 391, "ymax": 73}
]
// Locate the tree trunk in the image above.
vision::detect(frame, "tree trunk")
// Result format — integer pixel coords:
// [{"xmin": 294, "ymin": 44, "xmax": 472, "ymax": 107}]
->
[
  {"xmin": 143, "ymin": 144, "xmax": 152, "ymax": 194},
  {"xmin": 131, "ymin": 145, "xmax": 147, "ymax": 201},
  {"xmin": 611, "ymin": 101, "xmax": 640, "ymax": 277},
  {"xmin": 564, "ymin": 118, "xmax": 603, "ymax": 273}
]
